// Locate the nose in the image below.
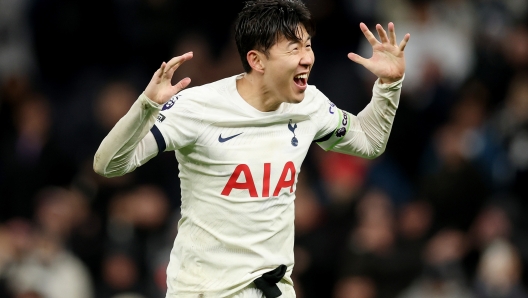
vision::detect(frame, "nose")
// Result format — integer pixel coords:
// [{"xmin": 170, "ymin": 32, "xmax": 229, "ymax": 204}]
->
[{"xmin": 300, "ymin": 49, "xmax": 314, "ymax": 67}]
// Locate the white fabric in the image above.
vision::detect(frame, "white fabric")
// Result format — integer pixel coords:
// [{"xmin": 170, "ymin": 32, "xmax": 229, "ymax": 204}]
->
[
  {"xmin": 93, "ymin": 73, "xmax": 402, "ymax": 297},
  {"xmin": 230, "ymin": 281, "xmax": 295, "ymax": 298}
]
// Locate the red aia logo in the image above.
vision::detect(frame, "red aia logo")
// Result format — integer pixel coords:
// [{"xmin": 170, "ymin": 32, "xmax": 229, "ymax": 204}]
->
[{"xmin": 221, "ymin": 162, "xmax": 296, "ymax": 197}]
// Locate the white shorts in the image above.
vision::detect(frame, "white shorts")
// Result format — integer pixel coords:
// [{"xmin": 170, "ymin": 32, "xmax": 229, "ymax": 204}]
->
[
  {"xmin": 230, "ymin": 281, "xmax": 296, "ymax": 298},
  {"xmin": 166, "ymin": 281, "xmax": 296, "ymax": 298}
]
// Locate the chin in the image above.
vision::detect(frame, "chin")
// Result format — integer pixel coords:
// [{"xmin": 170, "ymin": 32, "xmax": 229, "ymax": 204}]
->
[
  {"xmin": 288, "ymin": 95, "xmax": 305, "ymax": 104},
  {"xmin": 286, "ymin": 89, "xmax": 306, "ymax": 103}
]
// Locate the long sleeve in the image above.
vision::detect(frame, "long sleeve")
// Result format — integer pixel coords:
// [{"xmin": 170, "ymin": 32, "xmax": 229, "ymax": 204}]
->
[
  {"xmin": 316, "ymin": 77, "xmax": 403, "ymax": 159},
  {"xmin": 93, "ymin": 93, "xmax": 161, "ymax": 177}
]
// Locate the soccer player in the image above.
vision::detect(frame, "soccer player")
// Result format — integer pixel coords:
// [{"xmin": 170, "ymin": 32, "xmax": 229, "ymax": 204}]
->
[{"xmin": 93, "ymin": 0, "xmax": 410, "ymax": 297}]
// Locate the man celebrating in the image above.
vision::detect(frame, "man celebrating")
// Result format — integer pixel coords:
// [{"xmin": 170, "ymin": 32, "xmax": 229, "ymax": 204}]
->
[{"xmin": 94, "ymin": 0, "xmax": 409, "ymax": 297}]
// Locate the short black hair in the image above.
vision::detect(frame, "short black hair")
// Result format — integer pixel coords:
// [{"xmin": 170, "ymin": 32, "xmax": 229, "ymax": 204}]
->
[{"xmin": 234, "ymin": 0, "xmax": 315, "ymax": 73}]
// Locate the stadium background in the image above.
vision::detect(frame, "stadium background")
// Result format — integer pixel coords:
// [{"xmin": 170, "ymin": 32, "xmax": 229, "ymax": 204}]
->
[{"xmin": 1, "ymin": 0, "xmax": 528, "ymax": 297}]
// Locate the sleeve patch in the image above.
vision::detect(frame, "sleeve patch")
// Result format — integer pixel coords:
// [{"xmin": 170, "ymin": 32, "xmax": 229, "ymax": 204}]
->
[
  {"xmin": 161, "ymin": 94, "xmax": 181, "ymax": 111},
  {"xmin": 328, "ymin": 100, "xmax": 336, "ymax": 114}
]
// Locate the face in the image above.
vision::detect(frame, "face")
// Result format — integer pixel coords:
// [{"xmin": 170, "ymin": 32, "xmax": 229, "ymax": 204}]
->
[{"xmin": 261, "ymin": 25, "xmax": 314, "ymax": 104}]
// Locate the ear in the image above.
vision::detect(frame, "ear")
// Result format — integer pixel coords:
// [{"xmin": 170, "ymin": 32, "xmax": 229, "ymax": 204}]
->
[{"xmin": 246, "ymin": 50, "xmax": 266, "ymax": 73}]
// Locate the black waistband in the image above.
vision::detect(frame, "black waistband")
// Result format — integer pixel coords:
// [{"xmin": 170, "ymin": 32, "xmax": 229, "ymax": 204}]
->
[{"xmin": 253, "ymin": 264, "xmax": 287, "ymax": 298}]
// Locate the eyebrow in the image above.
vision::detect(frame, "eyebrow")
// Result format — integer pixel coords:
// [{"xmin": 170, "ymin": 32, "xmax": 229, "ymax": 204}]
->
[{"xmin": 288, "ymin": 36, "xmax": 312, "ymax": 46}]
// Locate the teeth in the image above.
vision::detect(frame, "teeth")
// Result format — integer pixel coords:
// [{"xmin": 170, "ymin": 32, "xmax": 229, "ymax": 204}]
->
[{"xmin": 295, "ymin": 74, "xmax": 308, "ymax": 79}]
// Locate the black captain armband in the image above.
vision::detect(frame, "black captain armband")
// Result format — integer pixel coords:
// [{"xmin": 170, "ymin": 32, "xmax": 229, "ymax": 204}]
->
[
  {"xmin": 314, "ymin": 109, "xmax": 350, "ymax": 151},
  {"xmin": 150, "ymin": 125, "xmax": 167, "ymax": 154},
  {"xmin": 313, "ymin": 131, "xmax": 333, "ymax": 143}
]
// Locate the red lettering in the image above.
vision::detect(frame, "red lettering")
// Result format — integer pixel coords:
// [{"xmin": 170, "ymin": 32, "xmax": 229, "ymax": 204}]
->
[
  {"xmin": 222, "ymin": 162, "xmax": 297, "ymax": 197},
  {"xmin": 221, "ymin": 164, "xmax": 258, "ymax": 197},
  {"xmin": 273, "ymin": 161, "xmax": 296, "ymax": 196},
  {"xmin": 262, "ymin": 163, "xmax": 270, "ymax": 197}
]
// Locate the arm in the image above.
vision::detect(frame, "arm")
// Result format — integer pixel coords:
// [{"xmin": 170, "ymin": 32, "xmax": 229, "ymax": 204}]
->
[
  {"xmin": 317, "ymin": 22, "xmax": 409, "ymax": 158},
  {"xmin": 93, "ymin": 52, "xmax": 193, "ymax": 177},
  {"xmin": 322, "ymin": 77, "xmax": 402, "ymax": 158},
  {"xmin": 93, "ymin": 94, "xmax": 161, "ymax": 177}
]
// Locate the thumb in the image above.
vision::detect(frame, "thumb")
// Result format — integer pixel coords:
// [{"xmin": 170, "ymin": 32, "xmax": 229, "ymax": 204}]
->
[
  {"xmin": 348, "ymin": 52, "xmax": 369, "ymax": 68},
  {"xmin": 172, "ymin": 77, "xmax": 192, "ymax": 94}
]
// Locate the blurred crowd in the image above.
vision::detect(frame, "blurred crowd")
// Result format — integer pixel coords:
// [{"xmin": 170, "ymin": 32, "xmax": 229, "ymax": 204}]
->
[{"xmin": 1, "ymin": 0, "xmax": 528, "ymax": 297}]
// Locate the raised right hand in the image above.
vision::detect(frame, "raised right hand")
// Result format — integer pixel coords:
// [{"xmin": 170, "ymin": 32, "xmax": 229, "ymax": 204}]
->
[
  {"xmin": 144, "ymin": 52, "xmax": 193, "ymax": 104},
  {"xmin": 347, "ymin": 23, "xmax": 409, "ymax": 84}
]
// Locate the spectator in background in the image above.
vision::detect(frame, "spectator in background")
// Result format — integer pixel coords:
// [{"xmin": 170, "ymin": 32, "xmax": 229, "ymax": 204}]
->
[
  {"xmin": 369, "ymin": 0, "xmax": 475, "ymax": 98},
  {"xmin": 99, "ymin": 184, "xmax": 173, "ymax": 298},
  {"xmin": 71, "ymin": 80, "xmax": 140, "ymax": 167},
  {"xmin": 0, "ymin": 221, "xmax": 22, "ymax": 298},
  {"xmin": 0, "ymin": 94, "xmax": 77, "ymax": 221},
  {"xmin": 464, "ymin": 199, "xmax": 528, "ymax": 287},
  {"xmin": 397, "ymin": 228, "xmax": 474, "ymax": 298},
  {"xmin": 397, "ymin": 200, "xmax": 433, "ymax": 244},
  {"xmin": 0, "ymin": 75, "xmax": 33, "ymax": 146},
  {"xmin": 4, "ymin": 232, "xmax": 93, "ymax": 298},
  {"xmin": 99, "ymin": 250, "xmax": 144, "ymax": 298},
  {"xmin": 363, "ymin": 0, "xmax": 476, "ymax": 189},
  {"xmin": 67, "ymin": 80, "xmax": 136, "ymax": 209},
  {"xmin": 143, "ymin": 215, "xmax": 179, "ymax": 298},
  {"xmin": 31, "ymin": 186, "xmax": 104, "ymax": 280},
  {"xmin": 334, "ymin": 276, "xmax": 376, "ymax": 298},
  {"xmin": 291, "ymin": 168, "xmax": 328, "ymax": 298},
  {"xmin": 2, "ymin": 189, "xmax": 94, "ymax": 298},
  {"xmin": 465, "ymin": 203, "xmax": 514, "ymax": 278},
  {"xmin": 336, "ymin": 188, "xmax": 421, "ymax": 298},
  {"xmin": 295, "ymin": 150, "xmax": 370, "ymax": 297},
  {"xmin": 313, "ymin": 149, "xmax": 369, "ymax": 208},
  {"xmin": 417, "ymin": 121, "xmax": 491, "ymax": 233},
  {"xmin": 396, "ymin": 199, "xmax": 433, "ymax": 276},
  {"xmin": 490, "ymin": 72, "xmax": 528, "ymax": 201},
  {"xmin": 0, "ymin": 0, "xmax": 37, "ymax": 85},
  {"xmin": 421, "ymin": 80, "xmax": 512, "ymax": 193},
  {"xmin": 471, "ymin": 4, "xmax": 528, "ymax": 110},
  {"xmin": 473, "ymin": 239, "xmax": 528, "ymax": 298},
  {"xmin": 33, "ymin": 187, "xmax": 90, "ymax": 243},
  {"xmin": 447, "ymin": 81, "xmax": 511, "ymax": 191}
]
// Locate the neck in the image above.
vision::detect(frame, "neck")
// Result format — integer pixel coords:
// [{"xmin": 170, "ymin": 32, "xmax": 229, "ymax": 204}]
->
[{"xmin": 236, "ymin": 72, "xmax": 281, "ymax": 112}]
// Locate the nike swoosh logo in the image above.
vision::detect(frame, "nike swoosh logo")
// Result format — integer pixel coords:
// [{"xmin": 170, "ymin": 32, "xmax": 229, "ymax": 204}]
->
[{"xmin": 218, "ymin": 132, "xmax": 243, "ymax": 143}]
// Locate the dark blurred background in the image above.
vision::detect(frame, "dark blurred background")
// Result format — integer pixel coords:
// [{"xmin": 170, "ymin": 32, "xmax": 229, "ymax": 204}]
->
[{"xmin": 1, "ymin": 0, "xmax": 528, "ymax": 297}]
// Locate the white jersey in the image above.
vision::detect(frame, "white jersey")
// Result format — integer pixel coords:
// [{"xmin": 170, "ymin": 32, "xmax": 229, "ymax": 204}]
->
[{"xmin": 93, "ymin": 73, "xmax": 403, "ymax": 297}]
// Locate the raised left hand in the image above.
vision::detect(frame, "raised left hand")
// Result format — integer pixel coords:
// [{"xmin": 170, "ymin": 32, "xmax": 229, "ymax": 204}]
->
[{"xmin": 348, "ymin": 22, "xmax": 410, "ymax": 84}]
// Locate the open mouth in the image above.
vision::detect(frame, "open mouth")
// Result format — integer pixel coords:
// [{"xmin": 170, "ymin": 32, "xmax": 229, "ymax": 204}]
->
[{"xmin": 293, "ymin": 74, "xmax": 308, "ymax": 88}]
